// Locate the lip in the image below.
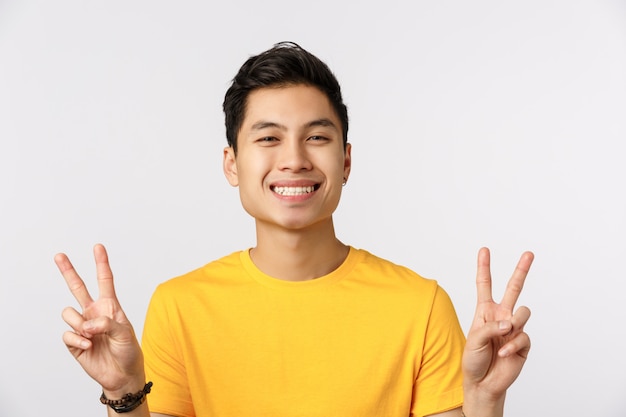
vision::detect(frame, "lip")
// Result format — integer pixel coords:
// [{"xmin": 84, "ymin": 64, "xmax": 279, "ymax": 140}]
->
[{"xmin": 269, "ymin": 180, "xmax": 321, "ymax": 199}]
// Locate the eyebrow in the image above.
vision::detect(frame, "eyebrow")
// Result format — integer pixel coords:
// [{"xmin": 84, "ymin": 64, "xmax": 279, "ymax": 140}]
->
[
  {"xmin": 306, "ymin": 118, "xmax": 338, "ymax": 130},
  {"xmin": 250, "ymin": 118, "xmax": 339, "ymax": 132}
]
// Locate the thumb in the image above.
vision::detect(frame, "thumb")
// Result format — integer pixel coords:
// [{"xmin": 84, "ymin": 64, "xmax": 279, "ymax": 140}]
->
[
  {"xmin": 82, "ymin": 315, "xmax": 136, "ymax": 342},
  {"xmin": 466, "ymin": 320, "xmax": 513, "ymax": 350}
]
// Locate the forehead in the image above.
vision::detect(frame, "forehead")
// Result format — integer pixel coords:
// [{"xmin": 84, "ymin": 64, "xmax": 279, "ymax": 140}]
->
[{"xmin": 241, "ymin": 84, "xmax": 340, "ymax": 129}]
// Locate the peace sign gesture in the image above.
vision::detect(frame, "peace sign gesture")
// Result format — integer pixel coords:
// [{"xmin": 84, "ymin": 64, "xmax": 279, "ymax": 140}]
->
[
  {"xmin": 55, "ymin": 244, "xmax": 146, "ymax": 398},
  {"xmin": 461, "ymin": 247, "xmax": 534, "ymax": 416}
]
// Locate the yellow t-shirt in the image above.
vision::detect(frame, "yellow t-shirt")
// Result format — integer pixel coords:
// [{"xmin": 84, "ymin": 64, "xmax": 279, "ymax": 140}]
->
[{"xmin": 142, "ymin": 247, "xmax": 465, "ymax": 417}]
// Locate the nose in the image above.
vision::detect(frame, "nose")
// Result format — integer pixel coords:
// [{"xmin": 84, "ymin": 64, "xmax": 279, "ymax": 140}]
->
[{"xmin": 278, "ymin": 140, "xmax": 313, "ymax": 172}]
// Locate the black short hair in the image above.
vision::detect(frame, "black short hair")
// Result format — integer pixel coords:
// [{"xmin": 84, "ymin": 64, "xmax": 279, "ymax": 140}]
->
[{"xmin": 223, "ymin": 42, "xmax": 349, "ymax": 153}]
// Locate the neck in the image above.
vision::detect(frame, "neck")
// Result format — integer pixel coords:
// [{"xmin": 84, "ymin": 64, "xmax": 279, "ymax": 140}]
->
[{"xmin": 250, "ymin": 218, "xmax": 349, "ymax": 282}]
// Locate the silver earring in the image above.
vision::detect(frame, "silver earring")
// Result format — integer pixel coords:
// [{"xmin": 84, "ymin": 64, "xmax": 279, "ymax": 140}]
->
[{"xmin": 342, "ymin": 177, "xmax": 347, "ymax": 186}]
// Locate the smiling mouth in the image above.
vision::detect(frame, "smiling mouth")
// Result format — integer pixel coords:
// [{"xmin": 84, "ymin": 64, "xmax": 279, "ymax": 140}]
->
[{"xmin": 271, "ymin": 185, "xmax": 320, "ymax": 196}]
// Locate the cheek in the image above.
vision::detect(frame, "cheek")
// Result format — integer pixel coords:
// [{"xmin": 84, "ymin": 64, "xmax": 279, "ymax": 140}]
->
[
  {"xmin": 325, "ymin": 156, "xmax": 348, "ymax": 179},
  {"xmin": 236, "ymin": 155, "xmax": 266, "ymax": 183}
]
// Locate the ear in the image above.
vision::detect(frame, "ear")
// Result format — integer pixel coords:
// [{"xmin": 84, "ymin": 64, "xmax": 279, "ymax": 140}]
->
[
  {"xmin": 343, "ymin": 142, "xmax": 352, "ymax": 182},
  {"xmin": 223, "ymin": 146, "xmax": 239, "ymax": 187}
]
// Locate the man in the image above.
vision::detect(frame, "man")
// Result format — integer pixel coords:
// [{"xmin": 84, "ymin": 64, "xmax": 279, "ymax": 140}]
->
[{"xmin": 56, "ymin": 42, "xmax": 533, "ymax": 417}]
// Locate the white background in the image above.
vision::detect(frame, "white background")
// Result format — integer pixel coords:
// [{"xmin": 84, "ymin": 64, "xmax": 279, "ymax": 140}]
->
[{"xmin": 1, "ymin": 1, "xmax": 625, "ymax": 416}]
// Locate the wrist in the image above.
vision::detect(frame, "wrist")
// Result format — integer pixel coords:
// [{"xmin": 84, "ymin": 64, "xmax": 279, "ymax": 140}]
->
[
  {"xmin": 462, "ymin": 386, "xmax": 506, "ymax": 417},
  {"xmin": 102, "ymin": 374, "xmax": 148, "ymax": 400},
  {"xmin": 101, "ymin": 381, "xmax": 153, "ymax": 414}
]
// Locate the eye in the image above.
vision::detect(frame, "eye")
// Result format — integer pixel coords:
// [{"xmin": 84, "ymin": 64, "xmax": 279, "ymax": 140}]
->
[
  {"xmin": 307, "ymin": 135, "xmax": 328, "ymax": 142},
  {"xmin": 257, "ymin": 136, "xmax": 278, "ymax": 143}
]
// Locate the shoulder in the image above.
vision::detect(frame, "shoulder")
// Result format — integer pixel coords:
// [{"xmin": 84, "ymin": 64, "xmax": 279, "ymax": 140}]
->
[
  {"xmin": 348, "ymin": 247, "xmax": 444, "ymax": 305},
  {"xmin": 353, "ymin": 248, "xmax": 437, "ymax": 286},
  {"xmin": 348, "ymin": 248, "xmax": 461, "ymax": 329},
  {"xmin": 153, "ymin": 250, "xmax": 247, "ymax": 295}
]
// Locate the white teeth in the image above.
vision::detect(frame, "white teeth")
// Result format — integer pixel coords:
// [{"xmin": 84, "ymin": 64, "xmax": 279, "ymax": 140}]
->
[{"xmin": 273, "ymin": 186, "xmax": 315, "ymax": 196}]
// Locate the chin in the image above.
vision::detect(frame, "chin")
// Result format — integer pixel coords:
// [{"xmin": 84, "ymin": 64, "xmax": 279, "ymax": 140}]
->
[{"xmin": 255, "ymin": 214, "xmax": 332, "ymax": 232}]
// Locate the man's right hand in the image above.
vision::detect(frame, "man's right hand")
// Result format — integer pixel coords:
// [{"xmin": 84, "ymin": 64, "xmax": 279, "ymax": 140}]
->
[{"xmin": 55, "ymin": 243, "xmax": 146, "ymax": 399}]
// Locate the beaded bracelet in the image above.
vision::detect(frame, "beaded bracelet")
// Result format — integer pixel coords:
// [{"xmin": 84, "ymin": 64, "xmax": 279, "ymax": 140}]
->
[{"xmin": 100, "ymin": 381, "xmax": 153, "ymax": 414}]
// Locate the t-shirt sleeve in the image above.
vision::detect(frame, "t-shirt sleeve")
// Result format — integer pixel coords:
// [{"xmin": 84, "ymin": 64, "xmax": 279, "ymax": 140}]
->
[
  {"xmin": 411, "ymin": 285, "xmax": 465, "ymax": 417},
  {"xmin": 142, "ymin": 284, "xmax": 195, "ymax": 417}
]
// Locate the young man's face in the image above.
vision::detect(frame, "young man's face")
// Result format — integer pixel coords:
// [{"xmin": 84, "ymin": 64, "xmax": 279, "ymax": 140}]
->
[{"xmin": 223, "ymin": 84, "xmax": 351, "ymax": 232}]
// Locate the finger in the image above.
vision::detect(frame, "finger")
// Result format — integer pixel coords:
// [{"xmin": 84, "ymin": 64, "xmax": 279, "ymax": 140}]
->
[
  {"xmin": 500, "ymin": 251, "xmax": 534, "ymax": 311},
  {"xmin": 466, "ymin": 319, "xmax": 513, "ymax": 350},
  {"xmin": 63, "ymin": 330, "xmax": 92, "ymax": 351},
  {"xmin": 510, "ymin": 306, "xmax": 531, "ymax": 333},
  {"xmin": 475, "ymin": 247, "xmax": 493, "ymax": 304},
  {"xmin": 61, "ymin": 306, "xmax": 86, "ymax": 333},
  {"xmin": 93, "ymin": 244, "xmax": 117, "ymax": 300},
  {"xmin": 62, "ymin": 307, "xmax": 113, "ymax": 338},
  {"xmin": 55, "ymin": 252, "xmax": 94, "ymax": 310},
  {"xmin": 498, "ymin": 331, "xmax": 531, "ymax": 358}
]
